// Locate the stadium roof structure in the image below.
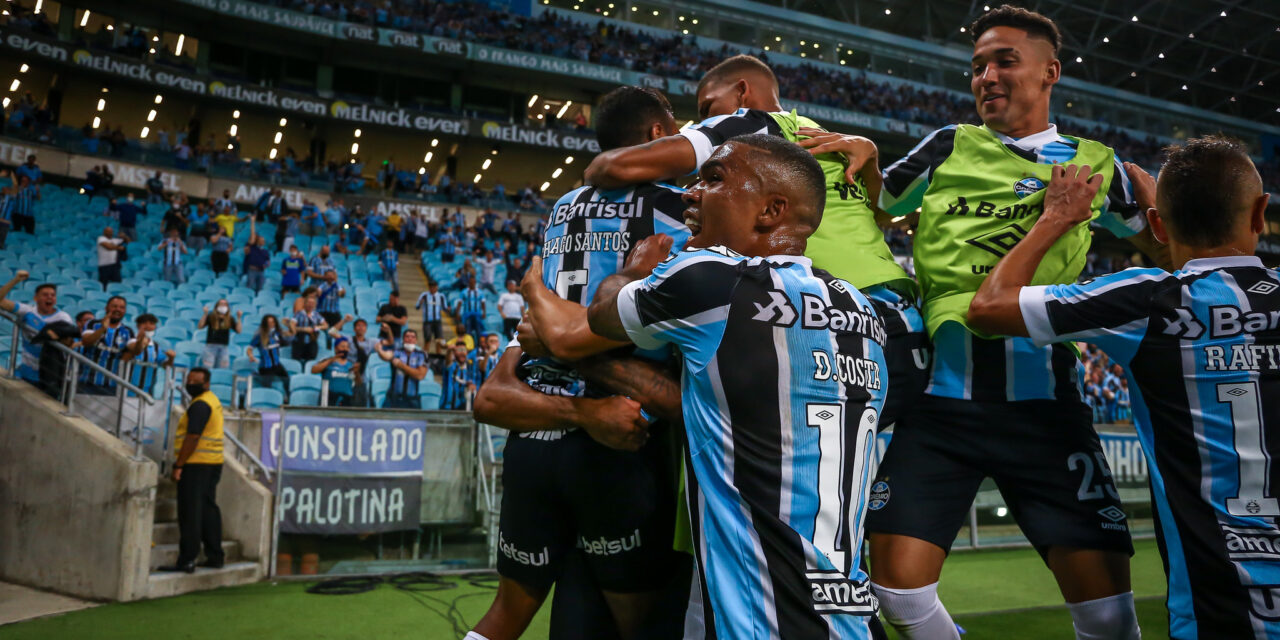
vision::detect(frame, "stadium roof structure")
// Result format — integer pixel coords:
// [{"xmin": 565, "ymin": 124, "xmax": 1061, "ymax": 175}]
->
[{"xmin": 754, "ymin": 0, "xmax": 1280, "ymax": 125}]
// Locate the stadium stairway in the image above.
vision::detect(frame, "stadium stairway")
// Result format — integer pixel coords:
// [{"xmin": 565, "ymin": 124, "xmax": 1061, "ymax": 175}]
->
[{"xmin": 145, "ymin": 478, "xmax": 261, "ymax": 599}]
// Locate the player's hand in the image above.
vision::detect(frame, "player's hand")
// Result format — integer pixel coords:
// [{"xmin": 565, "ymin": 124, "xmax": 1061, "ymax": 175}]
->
[
  {"xmin": 516, "ymin": 314, "xmax": 550, "ymax": 358},
  {"xmin": 579, "ymin": 396, "xmax": 650, "ymax": 452},
  {"xmin": 1042, "ymin": 164, "xmax": 1102, "ymax": 232},
  {"xmin": 796, "ymin": 127, "xmax": 877, "ymax": 182},
  {"xmin": 623, "ymin": 234, "xmax": 673, "ymax": 278},
  {"xmin": 1124, "ymin": 161, "xmax": 1157, "ymax": 214}
]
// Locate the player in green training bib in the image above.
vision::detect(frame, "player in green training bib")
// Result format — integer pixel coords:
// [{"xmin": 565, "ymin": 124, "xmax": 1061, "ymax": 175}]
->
[
  {"xmin": 585, "ymin": 54, "xmax": 929, "ymax": 428},
  {"xmin": 865, "ymin": 7, "xmax": 1165, "ymax": 640}
]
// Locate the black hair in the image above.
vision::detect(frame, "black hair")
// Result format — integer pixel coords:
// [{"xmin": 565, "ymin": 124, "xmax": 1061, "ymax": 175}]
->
[
  {"xmin": 34, "ymin": 283, "xmax": 56, "ymax": 295},
  {"xmin": 107, "ymin": 295, "xmax": 126, "ymax": 306},
  {"xmin": 970, "ymin": 5, "xmax": 1062, "ymax": 56},
  {"xmin": 725, "ymin": 133, "xmax": 826, "ymax": 229},
  {"xmin": 189, "ymin": 366, "xmax": 211, "ymax": 383},
  {"xmin": 75, "ymin": 310, "xmax": 93, "ymax": 321},
  {"xmin": 698, "ymin": 55, "xmax": 777, "ymax": 98},
  {"xmin": 594, "ymin": 86, "xmax": 674, "ymax": 151},
  {"xmin": 136, "ymin": 313, "xmax": 158, "ymax": 325},
  {"xmin": 1157, "ymin": 134, "xmax": 1259, "ymax": 248}
]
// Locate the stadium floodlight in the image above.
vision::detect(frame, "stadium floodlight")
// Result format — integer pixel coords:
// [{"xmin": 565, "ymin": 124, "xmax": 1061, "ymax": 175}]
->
[
  {"xmin": 105, "ymin": 24, "xmax": 112, "ymax": 30},
  {"xmin": 424, "ymin": 152, "xmax": 433, "ymax": 162},
  {"xmin": 34, "ymin": 0, "xmax": 42, "ymax": 13},
  {"xmin": 1131, "ymin": 15, "xmax": 1138, "ymax": 21},
  {"xmin": 96, "ymin": 98, "xmax": 106, "ymax": 111},
  {"xmin": 884, "ymin": 8, "xmax": 891, "ymax": 14},
  {"xmin": 350, "ymin": 142, "xmax": 359, "ymax": 154},
  {"xmin": 682, "ymin": 29, "xmax": 688, "ymax": 34},
  {"xmin": 891, "ymin": 216, "xmax": 906, "ymax": 223},
  {"xmin": 419, "ymin": 167, "xmax": 426, "ymax": 174},
  {"xmin": 153, "ymin": 35, "xmax": 160, "ymax": 42},
  {"xmin": 176, "ymin": 34, "xmax": 186, "ymax": 55},
  {"xmin": 154, "ymin": 94, "xmax": 163, "ymax": 104},
  {"xmin": 482, "ymin": 159, "xmax": 492, "ymax": 170},
  {"xmin": 147, "ymin": 109, "xmax": 157, "ymax": 121},
  {"xmin": 8, "ymin": 79, "xmax": 19, "ymax": 92},
  {"xmin": 149, "ymin": 48, "xmax": 156, "ymax": 55},
  {"xmin": 564, "ymin": 156, "xmax": 574, "ymax": 164},
  {"xmin": 540, "ymin": 182, "xmax": 551, "ymax": 191},
  {"xmin": 92, "ymin": 116, "xmax": 101, "ymax": 129},
  {"xmin": 983, "ymin": 4, "xmax": 990, "ymax": 10},
  {"xmin": 140, "ymin": 126, "xmax": 150, "ymax": 138},
  {"xmin": 631, "ymin": 6, "xmax": 637, "ymax": 11},
  {"xmin": 1220, "ymin": 10, "xmax": 1227, "ymax": 16},
  {"xmin": 652, "ymin": 10, "xmax": 658, "ymax": 16},
  {"xmin": 775, "ymin": 36, "xmax": 781, "ymax": 41},
  {"xmin": 840, "ymin": 60, "xmax": 846, "ymax": 65},
  {"xmin": 354, "ymin": 129, "xmax": 362, "ymax": 138},
  {"xmin": 274, "ymin": 132, "xmax": 283, "ymax": 144},
  {"xmin": 800, "ymin": 40, "xmax": 806, "ymax": 45},
  {"xmin": 229, "ymin": 124, "xmax": 238, "ymax": 136},
  {"xmin": 692, "ymin": 19, "xmax": 698, "ymax": 24},
  {"xmin": 1103, "ymin": 36, "xmax": 1109, "ymax": 43},
  {"xmin": 679, "ymin": 16, "xmax": 685, "ymax": 21},
  {"xmin": 233, "ymin": 110, "xmax": 240, "ymax": 118},
  {"xmin": 552, "ymin": 168, "xmax": 563, "ymax": 179},
  {"xmin": 269, "ymin": 148, "xmax": 278, "ymax": 159},
  {"xmin": 528, "ymin": 95, "xmax": 538, "ymax": 107},
  {"xmin": 1075, "ymin": 57, "xmax": 1083, "ymax": 63},
  {"xmin": 473, "ymin": 174, "xmax": 482, "ymax": 184},
  {"xmin": 1158, "ymin": 52, "xmax": 1165, "ymax": 59},
  {"xmin": 800, "ymin": 53, "xmax": 806, "ymax": 58},
  {"xmin": 18, "ymin": 64, "xmax": 26, "ymax": 73},
  {"xmin": 279, "ymin": 118, "xmax": 287, "ymax": 127},
  {"xmin": 80, "ymin": 9, "xmax": 89, "ymax": 27},
  {"xmin": 431, "ymin": 139, "xmax": 439, "ymax": 147},
  {"xmin": 1182, "ymin": 85, "xmax": 1188, "ymax": 90},
  {"xmin": 996, "ymin": 507, "xmax": 1008, "ymax": 517},
  {"xmin": 3, "ymin": 98, "xmax": 10, "ymax": 108}
]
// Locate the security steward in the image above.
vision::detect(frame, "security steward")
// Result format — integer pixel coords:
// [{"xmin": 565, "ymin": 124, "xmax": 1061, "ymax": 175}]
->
[{"xmin": 158, "ymin": 367, "xmax": 225, "ymax": 573}]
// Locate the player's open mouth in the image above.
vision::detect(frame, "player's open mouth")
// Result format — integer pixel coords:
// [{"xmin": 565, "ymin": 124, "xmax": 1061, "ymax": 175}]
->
[{"xmin": 684, "ymin": 211, "xmax": 701, "ymax": 236}]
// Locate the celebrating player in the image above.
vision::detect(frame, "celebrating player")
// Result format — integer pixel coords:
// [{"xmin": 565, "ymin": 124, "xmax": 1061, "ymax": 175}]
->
[
  {"xmin": 969, "ymin": 137, "xmax": 1277, "ymax": 640},
  {"xmin": 529, "ymin": 134, "xmax": 888, "ymax": 639},
  {"xmin": 583, "ymin": 54, "xmax": 927, "ymax": 429},
  {"xmin": 866, "ymin": 6, "xmax": 1167, "ymax": 640},
  {"xmin": 468, "ymin": 86, "xmax": 691, "ymax": 640}
]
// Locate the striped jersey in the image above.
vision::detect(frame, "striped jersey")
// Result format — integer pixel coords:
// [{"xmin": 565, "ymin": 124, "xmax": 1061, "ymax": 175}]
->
[
  {"xmin": 12, "ymin": 185, "xmax": 36, "ymax": 217},
  {"xmin": 125, "ymin": 337, "xmax": 169, "ymax": 396},
  {"xmin": 417, "ymin": 291, "xmax": 446, "ymax": 322},
  {"xmin": 14, "ymin": 303, "xmax": 72, "ymax": 381},
  {"xmin": 881, "ymin": 123, "xmax": 1145, "ymax": 402},
  {"xmin": 251, "ymin": 331, "xmax": 285, "ymax": 369},
  {"xmin": 381, "ymin": 249, "xmax": 398, "ymax": 272},
  {"xmin": 162, "ymin": 239, "xmax": 185, "ymax": 266},
  {"xmin": 0, "ymin": 193, "xmax": 12, "ymax": 223},
  {"xmin": 1020, "ymin": 256, "xmax": 1280, "ymax": 639},
  {"xmin": 308, "ymin": 255, "xmax": 336, "ymax": 284},
  {"xmin": 293, "ymin": 310, "xmax": 324, "ymax": 345},
  {"xmin": 439, "ymin": 359, "xmax": 470, "ymax": 410},
  {"xmin": 457, "ymin": 288, "xmax": 485, "ymax": 316},
  {"xmin": 523, "ymin": 182, "xmax": 691, "ymax": 403},
  {"xmin": 617, "ymin": 246, "xmax": 887, "ymax": 639},
  {"xmin": 81, "ymin": 321, "xmax": 134, "ymax": 388},
  {"xmin": 389, "ymin": 348, "xmax": 427, "ymax": 397},
  {"xmin": 317, "ymin": 282, "xmax": 343, "ymax": 315}
]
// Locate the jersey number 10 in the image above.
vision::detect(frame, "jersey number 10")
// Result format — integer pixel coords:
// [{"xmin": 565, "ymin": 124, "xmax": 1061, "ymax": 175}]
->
[{"xmin": 1218, "ymin": 381, "xmax": 1280, "ymax": 517}]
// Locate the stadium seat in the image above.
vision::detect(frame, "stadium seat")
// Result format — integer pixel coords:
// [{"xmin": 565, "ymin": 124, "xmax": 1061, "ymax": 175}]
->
[
  {"xmin": 280, "ymin": 358, "xmax": 302, "ymax": 375},
  {"xmin": 248, "ymin": 388, "xmax": 284, "ymax": 409},
  {"xmin": 211, "ymin": 384, "xmax": 234, "ymax": 405},
  {"xmin": 420, "ymin": 390, "xmax": 441, "ymax": 409},
  {"xmin": 210, "ymin": 369, "xmax": 234, "ymax": 387},
  {"xmin": 290, "ymin": 373, "xmax": 322, "ymax": 391},
  {"xmin": 289, "ymin": 389, "xmax": 321, "ymax": 406}
]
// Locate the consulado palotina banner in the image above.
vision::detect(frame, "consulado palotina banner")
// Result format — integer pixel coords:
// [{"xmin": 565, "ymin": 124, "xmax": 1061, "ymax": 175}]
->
[{"xmin": 261, "ymin": 412, "xmax": 426, "ymax": 535}]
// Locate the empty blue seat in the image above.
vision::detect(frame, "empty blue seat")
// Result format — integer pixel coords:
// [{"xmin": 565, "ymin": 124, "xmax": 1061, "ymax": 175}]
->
[
  {"xmin": 289, "ymin": 389, "xmax": 321, "ymax": 406},
  {"xmin": 248, "ymin": 388, "xmax": 284, "ymax": 409},
  {"xmin": 290, "ymin": 373, "xmax": 322, "ymax": 391}
]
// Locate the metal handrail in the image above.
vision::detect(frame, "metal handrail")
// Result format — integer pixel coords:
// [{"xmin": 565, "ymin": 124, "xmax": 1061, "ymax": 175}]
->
[
  {"xmin": 0, "ymin": 308, "xmax": 157, "ymax": 404},
  {"xmin": 170, "ymin": 379, "xmax": 274, "ymax": 483}
]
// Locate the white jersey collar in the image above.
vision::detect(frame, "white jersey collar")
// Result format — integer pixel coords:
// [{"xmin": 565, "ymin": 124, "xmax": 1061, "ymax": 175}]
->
[
  {"xmin": 1181, "ymin": 255, "xmax": 1265, "ymax": 271},
  {"xmin": 991, "ymin": 124, "xmax": 1061, "ymax": 153}
]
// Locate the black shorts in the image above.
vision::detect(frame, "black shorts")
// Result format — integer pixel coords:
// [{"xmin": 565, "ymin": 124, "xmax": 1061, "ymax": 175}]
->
[
  {"xmin": 865, "ymin": 394, "xmax": 1134, "ymax": 559},
  {"xmin": 865, "ymin": 287, "xmax": 930, "ymax": 429},
  {"xmin": 497, "ymin": 427, "xmax": 681, "ymax": 593}
]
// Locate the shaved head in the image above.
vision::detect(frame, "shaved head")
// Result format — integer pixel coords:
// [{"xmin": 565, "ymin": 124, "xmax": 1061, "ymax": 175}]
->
[
  {"xmin": 698, "ymin": 55, "xmax": 777, "ymax": 96},
  {"xmin": 727, "ymin": 134, "xmax": 826, "ymax": 231},
  {"xmin": 696, "ymin": 55, "xmax": 781, "ymax": 119}
]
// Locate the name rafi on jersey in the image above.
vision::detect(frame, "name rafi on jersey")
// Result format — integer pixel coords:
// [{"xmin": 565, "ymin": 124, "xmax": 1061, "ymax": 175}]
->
[
  {"xmin": 1203, "ymin": 344, "xmax": 1280, "ymax": 372},
  {"xmin": 542, "ymin": 231, "xmax": 632, "ymax": 257},
  {"xmin": 550, "ymin": 197, "xmax": 650, "ymax": 225}
]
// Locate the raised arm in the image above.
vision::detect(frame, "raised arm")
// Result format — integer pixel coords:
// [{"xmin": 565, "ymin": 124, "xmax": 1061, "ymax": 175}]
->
[
  {"xmin": 0, "ymin": 270, "xmax": 29, "ymax": 313},
  {"xmin": 583, "ymin": 135, "xmax": 696, "ymax": 190},
  {"xmin": 968, "ymin": 164, "xmax": 1101, "ymax": 337}
]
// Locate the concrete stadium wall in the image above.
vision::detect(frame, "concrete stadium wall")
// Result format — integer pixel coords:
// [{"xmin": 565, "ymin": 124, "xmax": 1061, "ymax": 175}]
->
[
  {"xmin": 0, "ymin": 377, "xmax": 155, "ymax": 602},
  {"xmin": 218, "ymin": 455, "xmax": 272, "ymax": 574}
]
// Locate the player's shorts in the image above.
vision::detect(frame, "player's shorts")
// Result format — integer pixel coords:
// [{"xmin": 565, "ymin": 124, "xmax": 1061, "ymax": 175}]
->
[
  {"xmin": 497, "ymin": 426, "xmax": 681, "ymax": 593},
  {"xmin": 865, "ymin": 394, "xmax": 1134, "ymax": 559},
  {"xmin": 863, "ymin": 284, "xmax": 930, "ymax": 428}
]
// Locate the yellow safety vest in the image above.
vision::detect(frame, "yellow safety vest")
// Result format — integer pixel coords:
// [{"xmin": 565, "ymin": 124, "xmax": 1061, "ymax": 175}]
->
[{"xmin": 176, "ymin": 391, "xmax": 224, "ymax": 465}]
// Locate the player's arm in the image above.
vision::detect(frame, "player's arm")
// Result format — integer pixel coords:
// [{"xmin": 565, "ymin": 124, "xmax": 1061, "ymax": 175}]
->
[
  {"xmin": 473, "ymin": 345, "xmax": 650, "ymax": 450},
  {"xmin": 969, "ymin": 164, "xmax": 1103, "ymax": 336},
  {"xmin": 879, "ymin": 126, "xmax": 956, "ymax": 217},
  {"xmin": 574, "ymin": 354, "xmax": 683, "ymax": 426},
  {"xmin": 519, "ymin": 258, "xmax": 630, "ymax": 360},
  {"xmin": 1115, "ymin": 162, "xmax": 1172, "ymax": 270},
  {"xmin": 584, "ymin": 135, "xmax": 696, "ymax": 190},
  {"xmin": 0, "ymin": 270, "xmax": 29, "ymax": 312}
]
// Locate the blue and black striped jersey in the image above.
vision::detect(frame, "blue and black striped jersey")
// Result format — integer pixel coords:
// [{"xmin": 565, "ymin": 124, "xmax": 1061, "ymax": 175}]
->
[
  {"xmin": 81, "ymin": 321, "xmax": 133, "ymax": 388},
  {"xmin": 1021, "ymin": 256, "xmax": 1280, "ymax": 639},
  {"xmin": 618, "ymin": 246, "xmax": 886, "ymax": 639},
  {"xmin": 519, "ymin": 183, "xmax": 691, "ymax": 401}
]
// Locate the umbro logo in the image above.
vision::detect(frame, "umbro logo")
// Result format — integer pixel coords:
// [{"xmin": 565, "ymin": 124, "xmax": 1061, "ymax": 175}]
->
[
  {"xmin": 1161, "ymin": 307, "xmax": 1205, "ymax": 339},
  {"xmin": 752, "ymin": 291, "xmax": 797, "ymax": 327},
  {"xmin": 1247, "ymin": 281, "xmax": 1279, "ymax": 295},
  {"xmin": 1097, "ymin": 506, "xmax": 1127, "ymax": 523}
]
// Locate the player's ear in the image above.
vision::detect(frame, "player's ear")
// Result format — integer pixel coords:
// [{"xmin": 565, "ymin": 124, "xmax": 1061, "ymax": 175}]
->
[
  {"xmin": 759, "ymin": 194, "xmax": 788, "ymax": 229},
  {"xmin": 1044, "ymin": 57, "xmax": 1061, "ymax": 88},
  {"xmin": 646, "ymin": 121, "xmax": 665, "ymax": 143},
  {"xmin": 1249, "ymin": 192, "xmax": 1270, "ymax": 235},
  {"xmin": 1146, "ymin": 207, "xmax": 1169, "ymax": 245}
]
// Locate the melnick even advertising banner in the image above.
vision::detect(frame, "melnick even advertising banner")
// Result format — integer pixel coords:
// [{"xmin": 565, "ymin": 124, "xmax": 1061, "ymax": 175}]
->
[{"xmin": 261, "ymin": 411, "xmax": 428, "ymax": 534}]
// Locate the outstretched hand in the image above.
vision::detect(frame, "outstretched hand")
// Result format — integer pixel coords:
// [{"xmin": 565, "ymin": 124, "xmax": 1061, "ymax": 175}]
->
[
  {"xmin": 623, "ymin": 234, "xmax": 673, "ymax": 278},
  {"xmin": 796, "ymin": 127, "xmax": 877, "ymax": 183}
]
